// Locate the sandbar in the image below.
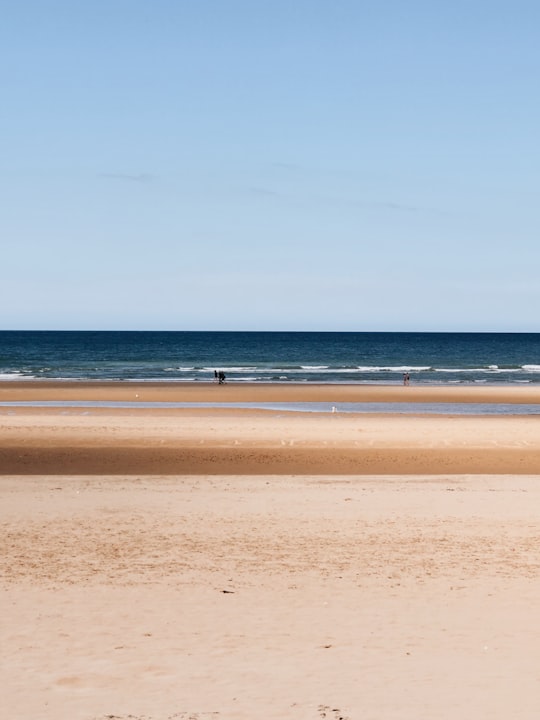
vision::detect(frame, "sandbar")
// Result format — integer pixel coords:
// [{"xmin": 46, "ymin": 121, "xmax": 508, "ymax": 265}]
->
[{"xmin": 2, "ymin": 379, "xmax": 540, "ymax": 404}]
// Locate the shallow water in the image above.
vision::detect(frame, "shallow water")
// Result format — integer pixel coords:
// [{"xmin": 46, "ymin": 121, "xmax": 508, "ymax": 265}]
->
[{"xmin": 1, "ymin": 400, "xmax": 539, "ymax": 415}]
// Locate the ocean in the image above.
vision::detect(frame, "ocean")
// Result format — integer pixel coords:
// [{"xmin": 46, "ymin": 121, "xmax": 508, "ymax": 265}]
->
[{"xmin": 1, "ymin": 331, "xmax": 540, "ymax": 385}]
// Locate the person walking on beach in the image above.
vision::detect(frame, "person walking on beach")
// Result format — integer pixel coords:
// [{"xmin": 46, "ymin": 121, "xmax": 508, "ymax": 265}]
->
[
  {"xmin": 218, "ymin": 370, "xmax": 226, "ymax": 384},
  {"xmin": 214, "ymin": 369, "xmax": 218, "ymax": 382},
  {"xmin": 403, "ymin": 372, "xmax": 410, "ymax": 386}
]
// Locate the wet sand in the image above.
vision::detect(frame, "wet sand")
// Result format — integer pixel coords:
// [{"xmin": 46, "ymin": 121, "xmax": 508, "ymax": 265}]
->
[
  {"xmin": 2, "ymin": 379, "xmax": 540, "ymax": 404},
  {"xmin": 1, "ymin": 407, "xmax": 540, "ymax": 475},
  {"xmin": 1, "ymin": 380, "xmax": 540, "ymax": 476}
]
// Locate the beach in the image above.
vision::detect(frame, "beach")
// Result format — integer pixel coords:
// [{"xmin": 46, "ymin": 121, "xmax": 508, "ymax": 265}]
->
[
  {"xmin": 3, "ymin": 379, "xmax": 540, "ymax": 404},
  {"xmin": 2, "ymin": 382, "xmax": 540, "ymax": 719}
]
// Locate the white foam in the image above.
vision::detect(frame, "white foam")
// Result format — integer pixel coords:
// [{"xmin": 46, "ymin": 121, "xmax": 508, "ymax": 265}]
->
[
  {"xmin": 435, "ymin": 367, "xmax": 521, "ymax": 373},
  {"xmin": 356, "ymin": 366, "xmax": 431, "ymax": 372},
  {"xmin": 0, "ymin": 372, "xmax": 35, "ymax": 380},
  {"xmin": 272, "ymin": 367, "xmax": 360, "ymax": 373},
  {"xmin": 202, "ymin": 366, "xmax": 258, "ymax": 372},
  {"xmin": 522, "ymin": 365, "xmax": 540, "ymax": 372}
]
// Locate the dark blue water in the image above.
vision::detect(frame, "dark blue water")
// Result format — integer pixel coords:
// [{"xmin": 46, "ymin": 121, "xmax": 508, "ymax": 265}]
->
[{"xmin": 1, "ymin": 331, "xmax": 539, "ymax": 384}]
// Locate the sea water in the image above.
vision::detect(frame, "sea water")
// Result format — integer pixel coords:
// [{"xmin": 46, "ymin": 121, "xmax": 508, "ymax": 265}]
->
[{"xmin": 1, "ymin": 331, "xmax": 539, "ymax": 385}]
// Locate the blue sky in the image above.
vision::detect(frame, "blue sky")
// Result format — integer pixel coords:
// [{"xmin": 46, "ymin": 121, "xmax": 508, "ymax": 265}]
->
[{"xmin": 2, "ymin": 1, "xmax": 539, "ymax": 331}]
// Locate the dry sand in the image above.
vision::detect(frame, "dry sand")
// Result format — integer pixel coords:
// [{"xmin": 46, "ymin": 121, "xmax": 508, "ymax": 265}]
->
[{"xmin": 2, "ymin": 383, "xmax": 540, "ymax": 719}]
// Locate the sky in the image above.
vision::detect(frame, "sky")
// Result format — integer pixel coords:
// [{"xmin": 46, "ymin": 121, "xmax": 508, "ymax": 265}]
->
[{"xmin": 2, "ymin": 0, "xmax": 539, "ymax": 331}]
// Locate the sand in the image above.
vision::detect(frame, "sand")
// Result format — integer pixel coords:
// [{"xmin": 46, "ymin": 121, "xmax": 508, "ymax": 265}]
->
[
  {"xmin": 2, "ymin": 383, "xmax": 540, "ymax": 719},
  {"xmin": 3, "ymin": 379, "xmax": 540, "ymax": 404}
]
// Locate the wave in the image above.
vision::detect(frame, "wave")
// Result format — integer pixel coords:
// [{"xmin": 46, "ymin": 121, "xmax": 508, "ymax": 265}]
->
[
  {"xmin": 200, "ymin": 366, "xmax": 433, "ymax": 374},
  {"xmin": 107, "ymin": 363, "xmax": 540, "ymax": 376},
  {"xmin": 2, "ymin": 361, "xmax": 540, "ymax": 384},
  {"xmin": 355, "ymin": 365, "xmax": 432, "ymax": 372},
  {"xmin": 0, "ymin": 372, "xmax": 36, "ymax": 380},
  {"xmin": 159, "ymin": 364, "xmax": 540, "ymax": 376},
  {"xmin": 202, "ymin": 366, "xmax": 259, "ymax": 372},
  {"xmin": 163, "ymin": 366, "xmax": 196, "ymax": 372},
  {"xmin": 435, "ymin": 367, "xmax": 522, "ymax": 373}
]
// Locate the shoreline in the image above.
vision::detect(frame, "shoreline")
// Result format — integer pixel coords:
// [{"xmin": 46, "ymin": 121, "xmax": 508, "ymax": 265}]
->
[{"xmin": 2, "ymin": 380, "xmax": 540, "ymax": 404}]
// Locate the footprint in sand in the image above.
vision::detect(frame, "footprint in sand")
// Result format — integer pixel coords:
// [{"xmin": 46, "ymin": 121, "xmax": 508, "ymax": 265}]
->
[
  {"xmin": 93, "ymin": 712, "xmax": 221, "ymax": 720},
  {"xmin": 318, "ymin": 705, "xmax": 350, "ymax": 720}
]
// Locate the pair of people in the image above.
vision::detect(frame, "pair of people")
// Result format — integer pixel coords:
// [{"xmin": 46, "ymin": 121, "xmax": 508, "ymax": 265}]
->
[{"xmin": 214, "ymin": 370, "xmax": 226, "ymax": 384}]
